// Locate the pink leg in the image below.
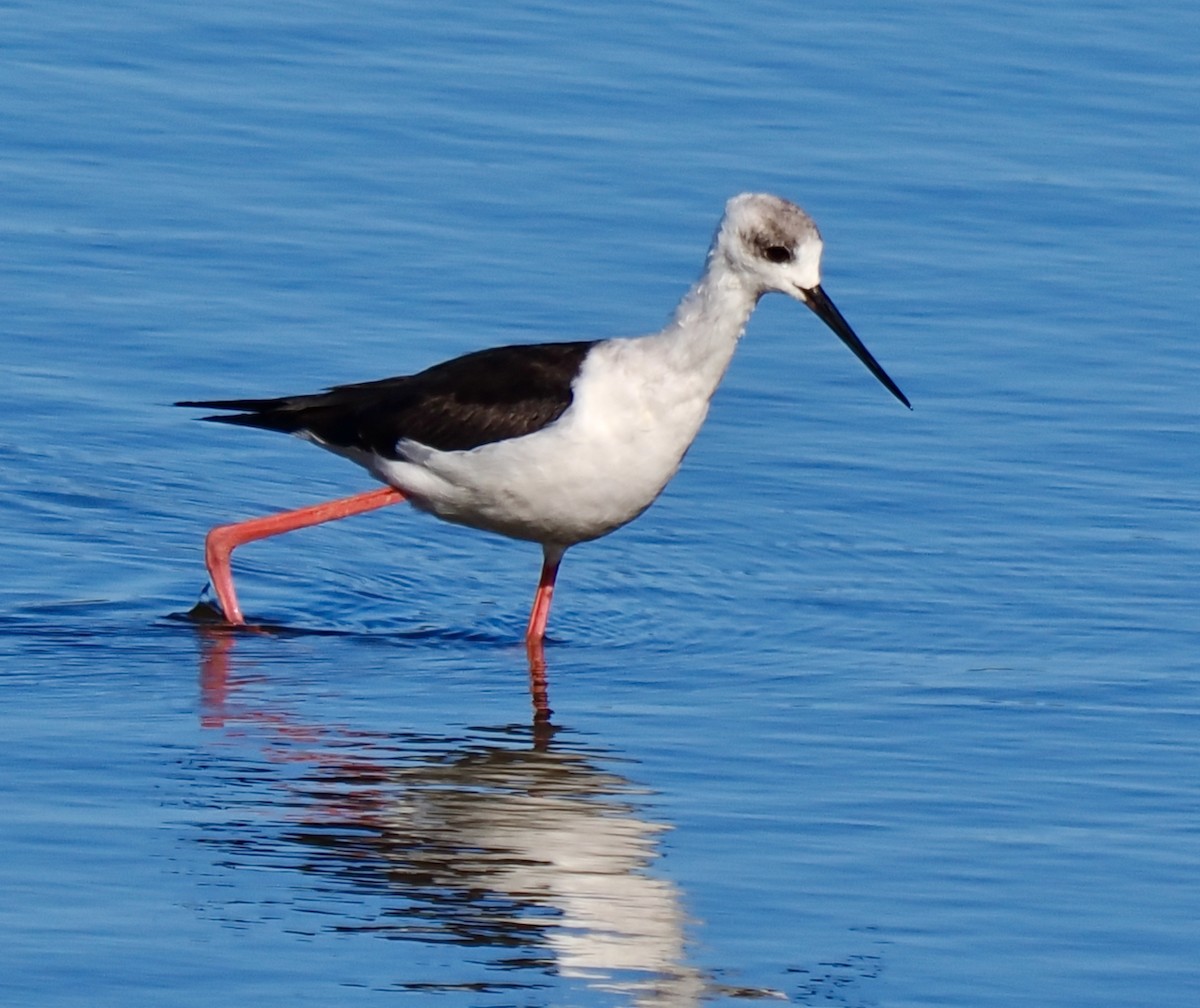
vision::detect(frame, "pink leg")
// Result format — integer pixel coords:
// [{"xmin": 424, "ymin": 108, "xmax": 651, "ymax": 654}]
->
[
  {"xmin": 524, "ymin": 545, "xmax": 564, "ymax": 645},
  {"xmin": 526, "ymin": 644, "xmax": 552, "ymax": 725},
  {"xmin": 204, "ymin": 486, "xmax": 406, "ymax": 624}
]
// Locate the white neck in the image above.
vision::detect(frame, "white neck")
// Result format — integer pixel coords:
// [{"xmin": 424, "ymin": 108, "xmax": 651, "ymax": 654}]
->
[{"xmin": 643, "ymin": 249, "xmax": 760, "ymax": 393}]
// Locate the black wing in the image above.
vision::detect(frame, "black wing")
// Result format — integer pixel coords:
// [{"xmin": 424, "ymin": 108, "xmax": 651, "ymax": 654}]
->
[{"xmin": 176, "ymin": 341, "xmax": 597, "ymax": 456}]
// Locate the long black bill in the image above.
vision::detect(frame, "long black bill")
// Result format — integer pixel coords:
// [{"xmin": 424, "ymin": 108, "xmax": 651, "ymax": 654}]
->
[{"xmin": 803, "ymin": 284, "xmax": 911, "ymax": 409}]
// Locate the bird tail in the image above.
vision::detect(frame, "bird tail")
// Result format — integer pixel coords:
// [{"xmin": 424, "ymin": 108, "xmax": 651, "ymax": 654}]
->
[{"xmin": 174, "ymin": 396, "xmax": 317, "ymax": 434}]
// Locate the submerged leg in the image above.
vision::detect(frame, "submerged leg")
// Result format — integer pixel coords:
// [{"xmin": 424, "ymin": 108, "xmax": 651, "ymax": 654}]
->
[
  {"xmin": 204, "ymin": 486, "xmax": 406, "ymax": 624},
  {"xmin": 524, "ymin": 544, "xmax": 565, "ymax": 645},
  {"xmin": 526, "ymin": 643, "xmax": 552, "ymax": 726}
]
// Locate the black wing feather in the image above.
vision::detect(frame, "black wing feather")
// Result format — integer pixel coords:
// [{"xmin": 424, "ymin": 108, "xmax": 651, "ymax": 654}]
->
[{"xmin": 176, "ymin": 341, "xmax": 596, "ymax": 456}]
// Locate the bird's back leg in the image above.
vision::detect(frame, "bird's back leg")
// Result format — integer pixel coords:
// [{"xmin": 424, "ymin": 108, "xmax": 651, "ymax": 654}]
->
[{"xmin": 203, "ymin": 486, "xmax": 406, "ymax": 624}]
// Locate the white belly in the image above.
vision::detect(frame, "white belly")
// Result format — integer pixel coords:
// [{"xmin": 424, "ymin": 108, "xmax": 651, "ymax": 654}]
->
[{"xmin": 368, "ymin": 341, "xmax": 716, "ymax": 547}]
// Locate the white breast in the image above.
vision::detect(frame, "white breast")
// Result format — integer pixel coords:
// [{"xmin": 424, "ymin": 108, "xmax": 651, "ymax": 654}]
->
[{"xmin": 370, "ymin": 339, "xmax": 718, "ymax": 547}]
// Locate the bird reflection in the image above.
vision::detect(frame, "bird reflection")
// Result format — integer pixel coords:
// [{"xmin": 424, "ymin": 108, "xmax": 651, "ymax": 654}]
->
[
  {"xmin": 195, "ymin": 632, "xmax": 711, "ymax": 1005},
  {"xmin": 188, "ymin": 597, "xmax": 555, "ymax": 722}
]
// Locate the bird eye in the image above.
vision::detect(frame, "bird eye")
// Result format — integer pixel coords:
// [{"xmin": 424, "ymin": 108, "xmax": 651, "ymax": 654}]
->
[{"xmin": 763, "ymin": 245, "xmax": 793, "ymax": 264}]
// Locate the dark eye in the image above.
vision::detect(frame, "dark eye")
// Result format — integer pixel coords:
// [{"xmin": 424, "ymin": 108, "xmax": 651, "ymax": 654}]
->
[{"xmin": 763, "ymin": 245, "xmax": 792, "ymax": 264}]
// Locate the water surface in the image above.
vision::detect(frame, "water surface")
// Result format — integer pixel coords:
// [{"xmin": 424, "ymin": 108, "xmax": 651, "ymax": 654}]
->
[{"xmin": 3, "ymin": 2, "xmax": 1199, "ymax": 1005}]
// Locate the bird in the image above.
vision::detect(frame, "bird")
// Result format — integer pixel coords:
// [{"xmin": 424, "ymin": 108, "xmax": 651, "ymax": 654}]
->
[{"xmin": 177, "ymin": 193, "xmax": 909, "ymax": 646}]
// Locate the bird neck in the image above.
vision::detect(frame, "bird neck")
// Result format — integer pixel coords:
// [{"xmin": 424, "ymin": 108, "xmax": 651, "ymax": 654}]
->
[{"xmin": 646, "ymin": 251, "xmax": 760, "ymax": 386}]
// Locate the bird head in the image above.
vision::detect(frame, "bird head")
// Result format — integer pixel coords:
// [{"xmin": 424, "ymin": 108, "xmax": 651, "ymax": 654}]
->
[{"xmin": 716, "ymin": 193, "xmax": 910, "ymax": 409}]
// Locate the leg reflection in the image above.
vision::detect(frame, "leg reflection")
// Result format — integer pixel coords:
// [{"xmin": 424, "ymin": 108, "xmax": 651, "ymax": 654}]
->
[
  {"xmin": 190, "ymin": 630, "xmax": 715, "ymax": 1005},
  {"xmin": 526, "ymin": 636, "xmax": 553, "ymax": 731}
]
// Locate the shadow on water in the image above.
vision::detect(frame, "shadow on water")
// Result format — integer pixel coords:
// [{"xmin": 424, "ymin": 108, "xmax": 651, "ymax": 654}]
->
[
  {"xmin": 191, "ymin": 631, "xmax": 802, "ymax": 1004},
  {"xmin": 0, "ymin": 596, "xmax": 886, "ymax": 1004}
]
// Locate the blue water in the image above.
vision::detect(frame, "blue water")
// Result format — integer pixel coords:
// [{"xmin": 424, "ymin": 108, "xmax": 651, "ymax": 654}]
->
[{"xmin": 3, "ymin": 1, "xmax": 1199, "ymax": 1005}]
